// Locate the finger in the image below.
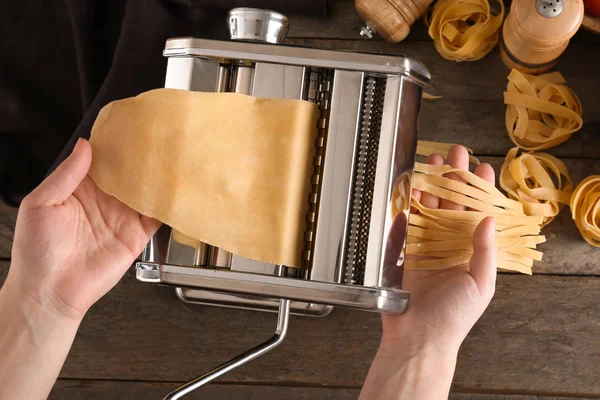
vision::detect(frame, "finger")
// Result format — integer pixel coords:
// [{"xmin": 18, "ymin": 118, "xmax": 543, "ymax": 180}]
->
[
  {"xmin": 440, "ymin": 145, "xmax": 469, "ymax": 210},
  {"xmin": 469, "ymin": 216, "xmax": 497, "ymax": 300},
  {"xmin": 26, "ymin": 138, "xmax": 92, "ymax": 207},
  {"xmin": 474, "ymin": 163, "xmax": 495, "ymax": 185},
  {"xmin": 412, "ymin": 188, "xmax": 421, "ymax": 203},
  {"xmin": 140, "ymin": 215, "xmax": 163, "ymax": 237},
  {"xmin": 469, "ymin": 163, "xmax": 496, "ymax": 211},
  {"xmin": 410, "ymin": 188, "xmax": 421, "ymax": 214},
  {"xmin": 420, "ymin": 153, "xmax": 444, "ymax": 209}
]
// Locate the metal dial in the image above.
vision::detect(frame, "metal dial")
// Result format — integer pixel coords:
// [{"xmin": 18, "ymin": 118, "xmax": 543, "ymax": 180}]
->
[{"xmin": 228, "ymin": 8, "xmax": 289, "ymax": 44}]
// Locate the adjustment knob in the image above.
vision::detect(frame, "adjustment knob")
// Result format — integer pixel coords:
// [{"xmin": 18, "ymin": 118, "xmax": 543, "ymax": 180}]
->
[{"xmin": 228, "ymin": 8, "xmax": 289, "ymax": 44}]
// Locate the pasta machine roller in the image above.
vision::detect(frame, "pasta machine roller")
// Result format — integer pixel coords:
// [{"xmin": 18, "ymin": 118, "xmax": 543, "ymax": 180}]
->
[{"xmin": 135, "ymin": 7, "xmax": 431, "ymax": 399}]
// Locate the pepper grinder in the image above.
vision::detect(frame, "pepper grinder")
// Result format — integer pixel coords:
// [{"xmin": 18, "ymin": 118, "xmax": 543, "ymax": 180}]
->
[
  {"xmin": 500, "ymin": 0, "xmax": 584, "ymax": 74},
  {"xmin": 355, "ymin": 0, "xmax": 434, "ymax": 42}
]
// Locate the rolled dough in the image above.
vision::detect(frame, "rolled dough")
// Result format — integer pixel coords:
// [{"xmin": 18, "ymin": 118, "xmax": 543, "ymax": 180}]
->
[{"xmin": 89, "ymin": 88, "xmax": 319, "ymax": 267}]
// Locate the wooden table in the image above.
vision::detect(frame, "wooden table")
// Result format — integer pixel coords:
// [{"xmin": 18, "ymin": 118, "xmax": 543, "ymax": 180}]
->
[{"xmin": 2, "ymin": 1, "xmax": 600, "ymax": 399}]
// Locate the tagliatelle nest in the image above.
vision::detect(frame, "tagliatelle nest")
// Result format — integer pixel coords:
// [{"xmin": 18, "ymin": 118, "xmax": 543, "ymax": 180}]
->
[
  {"xmin": 426, "ymin": 0, "xmax": 505, "ymax": 61},
  {"xmin": 570, "ymin": 176, "xmax": 600, "ymax": 247},
  {"xmin": 500, "ymin": 148, "xmax": 573, "ymax": 228},
  {"xmin": 504, "ymin": 69, "xmax": 583, "ymax": 151}
]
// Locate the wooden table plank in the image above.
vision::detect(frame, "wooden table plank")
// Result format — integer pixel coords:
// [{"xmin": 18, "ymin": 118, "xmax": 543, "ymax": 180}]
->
[
  {"xmin": 55, "ymin": 380, "xmax": 592, "ymax": 400},
  {"xmin": 451, "ymin": 396, "xmax": 535, "ymax": 400},
  {"xmin": 3, "ymin": 262, "xmax": 598, "ymax": 396},
  {"xmin": 540, "ymin": 398, "xmax": 595, "ymax": 400},
  {"xmin": 53, "ymin": 379, "xmax": 595, "ymax": 399},
  {"xmin": 50, "ymin": 380, "xmax": 360, "ymax": 400},
  {"xmin": 286, "ymin": 39, "xmax": 600, "ymax": 159},
  {"xmin": 2, "ymin": 157, "xmax": 598, "ymax": 275}
]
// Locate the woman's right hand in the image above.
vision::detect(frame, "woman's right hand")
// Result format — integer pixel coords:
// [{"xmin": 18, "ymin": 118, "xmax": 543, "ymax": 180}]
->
[{"xmin": 360, "ymin": 145, "xmax": 498, "ymax": 400}]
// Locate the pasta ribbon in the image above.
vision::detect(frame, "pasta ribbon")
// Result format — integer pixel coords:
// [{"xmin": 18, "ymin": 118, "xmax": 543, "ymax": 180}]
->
[
  {"xmin": 426, "ymin": 0, "xmax": 504, "ymax": 61},
  {"xmin": 570, "ymin": 176, "xmax": 600, "ymax": 247},
  {"xmin": 504, "ymin": 69, "xmax": 583, "ymax": 151},
  {"xmin": 423, "ymin": 92, "xmax": 442, "ymax": 100},
  {"xmin": 500, "ymin": 147, "xmax": 573, "ymax": 227},
  {"xmin": 404, "ymin": 162, "xmax": 545, "ymax": 275}
]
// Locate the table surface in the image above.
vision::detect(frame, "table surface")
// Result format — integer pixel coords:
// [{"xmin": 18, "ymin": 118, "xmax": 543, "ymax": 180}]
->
[{"xmin": 2, "ymin": 1, "xmax": 600, "ymax": 399}]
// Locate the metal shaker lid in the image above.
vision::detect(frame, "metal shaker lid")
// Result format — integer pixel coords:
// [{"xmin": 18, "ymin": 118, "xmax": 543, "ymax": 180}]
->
[
  {"xmin": 536, "ymin": 0, "xmax": 564, "ymax": 17},
  {"xmin": 228, "ymin": 8, "xmax": 289, "ymax": 44}
]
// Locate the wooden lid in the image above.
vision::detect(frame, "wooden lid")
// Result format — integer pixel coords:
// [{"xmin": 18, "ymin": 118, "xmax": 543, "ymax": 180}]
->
[{"xmin": 512, "ymin": 0, "xmax": 584, "ymax": 46}]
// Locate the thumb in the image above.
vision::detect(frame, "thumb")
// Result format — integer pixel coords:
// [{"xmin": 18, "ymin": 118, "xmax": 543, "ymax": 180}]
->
[
  {"xmin": 469, "ymin": 216, "xmax": 497, "ymax": 300},
  {"xmin": 27, "ymin": 138, "xmax": 92, "ymax": 207}
]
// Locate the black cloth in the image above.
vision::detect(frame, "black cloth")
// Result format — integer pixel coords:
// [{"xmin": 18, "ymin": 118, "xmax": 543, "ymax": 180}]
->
[{"xmin": 0, "ymin": 0, "xmax": 329, "ymax": 206}]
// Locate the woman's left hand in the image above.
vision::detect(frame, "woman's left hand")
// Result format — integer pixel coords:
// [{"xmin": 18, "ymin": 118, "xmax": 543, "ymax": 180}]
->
[{"xmin": 7, "ymin": 138, "xmax": 161, "ymax": 321}]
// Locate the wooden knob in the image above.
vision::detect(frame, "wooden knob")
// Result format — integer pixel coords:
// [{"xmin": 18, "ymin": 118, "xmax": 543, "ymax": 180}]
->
[
  {"xmin": 355, "ymin": 0, "xmax": 434, "ymax": 42},
  {"xmin": 500, "ymin": 0, "xmax": 584, "ymax": 74}
]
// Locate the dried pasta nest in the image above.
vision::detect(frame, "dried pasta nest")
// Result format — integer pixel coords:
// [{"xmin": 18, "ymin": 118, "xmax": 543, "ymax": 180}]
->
[
  {"xmin": 570, "ymin": 176, "xmax": 600, "ymax": 247},
  {"xmin": 500, "ymin": 147, "xmax": 573, "ymax": 227},
  {"xmin": 426, "ymin": 0, "xmax": 504, "ymax": 61},
  {"xmin": 504, "ymin": 69, "xmax": 583, "ymax": 151}
]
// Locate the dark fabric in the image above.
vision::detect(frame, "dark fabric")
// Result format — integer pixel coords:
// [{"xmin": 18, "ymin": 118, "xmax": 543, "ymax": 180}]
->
[
  {"xmin": 169, "ymin": 0, "xmax": 330, "ymax": 16},
  {"xmin": 0, "ymin": 0, "xmax": 329, "ymax": 206}
]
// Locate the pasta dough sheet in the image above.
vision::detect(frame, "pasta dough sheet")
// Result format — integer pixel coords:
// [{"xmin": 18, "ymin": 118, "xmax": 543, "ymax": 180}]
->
[{"xmin": 89, "ymin": 89, "xmax": 319, "ymax": 267}]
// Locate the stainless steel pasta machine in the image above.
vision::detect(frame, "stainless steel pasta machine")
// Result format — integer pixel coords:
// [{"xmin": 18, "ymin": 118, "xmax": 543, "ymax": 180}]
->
[{"xmin": 135, "ymin": 7, "xmax": 431, "ymax": 399}]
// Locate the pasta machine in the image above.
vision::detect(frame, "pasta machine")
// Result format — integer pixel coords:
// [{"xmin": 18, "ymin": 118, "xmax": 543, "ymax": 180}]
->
[{"xmin": 135, "ymin": 7, "xmax": 431, "ymax": 399}]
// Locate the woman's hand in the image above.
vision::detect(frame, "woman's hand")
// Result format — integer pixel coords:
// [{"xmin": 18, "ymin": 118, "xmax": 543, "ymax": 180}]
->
[
  {"xmin": 0, "ymin": 138, "xmax": 161, "ymax": 400},
  {"xmin": 7, "ymin": 138, "xmax": 161, "ymax": 321},
  {"xmin": 360, "ymin": 145, "xmax": 498, "ymax": 400}
]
